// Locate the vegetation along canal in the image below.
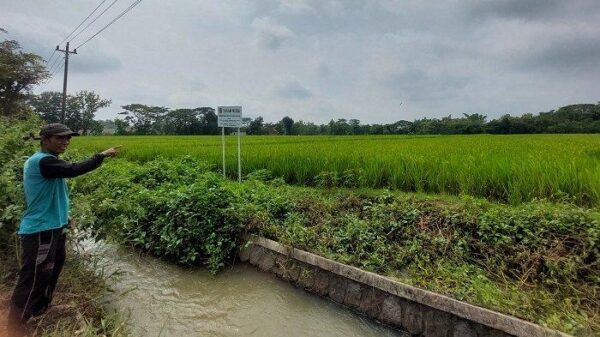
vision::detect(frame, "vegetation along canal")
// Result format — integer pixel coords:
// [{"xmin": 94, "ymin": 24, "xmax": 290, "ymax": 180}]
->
[{"xmin": 92, "ymin": 242, "xmax": 407, "ymax": 337}]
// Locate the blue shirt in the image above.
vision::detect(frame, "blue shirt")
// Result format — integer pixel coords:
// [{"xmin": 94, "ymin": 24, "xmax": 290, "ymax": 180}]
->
[{"xmin": 19, "ymin": 151, "xmax": 69, "ymax": 234}]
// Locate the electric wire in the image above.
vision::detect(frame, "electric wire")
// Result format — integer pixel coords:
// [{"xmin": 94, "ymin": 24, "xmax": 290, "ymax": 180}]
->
[
  {"xmin": 46, "ymin": 60, "xmax": 65, "ymax": 86},
  {"xmin": 74, "ymin": 0, "xmax": 142, "ymax": 50},
  {"xmin": 48, "ymin": 62, "xmax": 65, "ymax": 87},
  {"xmin": 45, "ymin": 0, "xmax": 108, "ymax": 69},
  {"xmin": 46, "ymin": 54, "xmax": 62, "ymax": 74},
  {"xmin": 68, "ymin": 0, "xmax": 121, "ymax": 45},
  {"xmin": 58, "ymin": 0, "xmax": 109, "ymax": 46},
  {"xmin": 38, "ymin": 57, "xmax": 65, "ymax": 92},
  {"xmin": 39, "ymin": 0, "xmax": 141, "ymax": 94},
  {"xmin": 45, "ymin": 49, "xmax": 57, "ymax": 68}
]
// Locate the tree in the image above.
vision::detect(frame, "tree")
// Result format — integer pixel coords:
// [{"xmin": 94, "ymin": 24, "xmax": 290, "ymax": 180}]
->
[
  {"xmin": 247, "ymin": 116, "xmax": 264, "ymax": 135},
  {"xmin": 302, "ymin": 122, "xmax": 321, "ymax": 135},
  {"xmin": 163, "ymin": 108, "xmax": 203, "ymax": 135},
  {"xmin": 88, "ymin": 120, "xmax": 105, "ymax": 135},
  {"xmin": 292, "ymin": 120, "xmax": 320, "ymax": 135},
  {"xmin": 121, "ymin": 104, "xmax": 169, "ymax": 135},
  {"xmin": 349, "ymin": 119, "xmax": 362, "ymax": 135},
  {"xmin": 329, "ymin": 119, "xmax": 350, "ymax": 135},
  {"xmin": 29, "ymin": 91, "xmax": 63, "ymax": 122},
  {"xmin": 281, "ymin": 116, "xmax": 294, "ymax": 135},
  {"xmin": 198, "ymin": 107, "xmax": 218, "ymax": 134},
  {"xmin": 263, "ymin": 122, "xmax": 280, "ymax": 135},
  {"xmin": 30, "ymin": 90, "xmax": 110, "ymax": 134},
  {"xmin": 0, "ymin": 37, "xmax": 49, "ymax": 116},
  {"xmin": 69, "ymin": 91, "xmax": 111, "ymax": 135},
  {"xmin": 319, "ymin": 124, "xmax": 329, "ymax": 135},
  {"xmin": 114, "ymin": 119, "xmax": 129, "ymax": 135},
  {"xmin": 369, "ymin": 124, "xmax": 385, "ymax": 134},
  {"xmin": 97, "ymin": 119, "xmax": 117, "ymax": 134},
  {"xmin": 394, "ymin": 120, "xmax": 413, "ymax": 134}
]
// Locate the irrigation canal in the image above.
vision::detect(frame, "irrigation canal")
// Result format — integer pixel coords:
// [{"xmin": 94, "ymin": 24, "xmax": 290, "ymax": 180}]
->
[{"xmin": 90, "ymin": 242, "xmax": 408, "ymax": 337}]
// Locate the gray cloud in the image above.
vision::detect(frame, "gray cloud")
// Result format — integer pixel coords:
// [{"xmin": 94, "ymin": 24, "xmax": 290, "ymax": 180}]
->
[
  {"xmin": 465, "ymin": 0, "xmax": 600, "ymax": 23},
  {"xmin": 514, "ymin": 34, "xmax": 600, "ymax": 72},
  {"xmin": 384, "ymin": 68, "xmax": 469, "ymax": 102},
  {"xmin": 251, "ymin": 17, "xmax": 294, "ymax": 50},
  {"xmin": 316, "ymin": 63, "xmax": 332, "ymax": 78},
  {"xmin": 277, "ymin": 0, "xmax": 315, "ymax": 14},
  {"xmin": 466, "ymin": 0, "xmax": 562, "ymax": 20},
  {"xmin": 273, "ymin": 81, "xmax": 312, "ymax": 100},
  {"xmin": 277, "ymin": 0, "xmax": 368, "ymax": 16},
  {"xmin": 72, "ymin": 53, "xmax": 122, "ymax": 74}
]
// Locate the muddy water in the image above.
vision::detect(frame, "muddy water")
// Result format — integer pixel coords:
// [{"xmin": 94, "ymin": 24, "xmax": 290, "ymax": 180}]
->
[{"xmin": 94, "ymin": 243, "xmax": 407, "ymax": 337}]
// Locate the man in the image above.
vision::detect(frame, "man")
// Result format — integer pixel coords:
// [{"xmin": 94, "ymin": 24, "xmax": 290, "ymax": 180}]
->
[{"xmin": 8, "ymin": 123, "xmax": 120, "ymax": 327}]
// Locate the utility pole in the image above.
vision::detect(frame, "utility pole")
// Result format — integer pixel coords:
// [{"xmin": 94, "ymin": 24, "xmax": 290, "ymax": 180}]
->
[{"xmin": 56, "ymin": 42, "xmax": 77, "ymax": 123}]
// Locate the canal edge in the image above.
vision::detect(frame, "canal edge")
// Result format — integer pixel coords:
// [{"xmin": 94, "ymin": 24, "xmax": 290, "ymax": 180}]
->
[{"xmin": 239, "ymin": 235, "xmax": 573, "ymax": 337}]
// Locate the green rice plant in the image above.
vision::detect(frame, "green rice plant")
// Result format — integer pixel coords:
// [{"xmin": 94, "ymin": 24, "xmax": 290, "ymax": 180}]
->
[{"xmin": 71, "ymin": 134, "xmax": 600, "ymax": 207}]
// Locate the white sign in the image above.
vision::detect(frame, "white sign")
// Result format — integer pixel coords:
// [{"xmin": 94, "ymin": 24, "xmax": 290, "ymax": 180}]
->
[
  {"xmin": 218, "ymin": 106, "xmax": 242, "ymax": 127},
  {"xmin": 218, "ymin": 105, "xmax": 244, "ymax": 183}
]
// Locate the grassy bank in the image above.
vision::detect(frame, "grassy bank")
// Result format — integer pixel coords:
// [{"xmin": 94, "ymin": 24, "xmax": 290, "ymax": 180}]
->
[
  {"xmin": 72, "ymin": 134, "xmax": 600, "ymax": 207},
  {"xmin": 0, "ymin": 241, "xmax": 127, "ymax": 337},
  {"xmin": 0, "ymin": 117, "xmax": 126, "ymax": 337},
  {"xmin": 70, "ymin": 156, "xmax": 599, "ymax": 337}
]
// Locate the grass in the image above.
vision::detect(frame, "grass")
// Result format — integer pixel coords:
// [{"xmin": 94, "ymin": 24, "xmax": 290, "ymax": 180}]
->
[
  {"xmin": 392, "ymin": 259, "xmax": 595, "ymax": 335},
  {"xmin": 0, "ymin": 234, "xmax": 128, "ymax": 337},
  {"xmin": 71, "ymin": 134, "xmax": 600, "ymax": 207}
]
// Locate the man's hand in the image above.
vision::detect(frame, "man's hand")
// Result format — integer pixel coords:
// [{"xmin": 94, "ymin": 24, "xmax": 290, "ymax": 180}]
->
[{"xmin": 101, "ymin": 146, "xmax": 121, "ymax": 157}]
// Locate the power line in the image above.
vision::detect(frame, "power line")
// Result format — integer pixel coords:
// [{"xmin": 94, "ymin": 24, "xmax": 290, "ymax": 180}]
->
[
  {"xmin": 47, "ymin": 54, "xmax": 62, "ymax": 74},
  {"xmin": 38, "ymin": 57, "xmax": 65, "ymax": 92},
  {"xmin": 47, "ymin": 53, "xmax": 64, "ymax": 75},
  {"xmin": 43, "ymin": 0, "xmax": 107, "ymax": 70},
  {"xmin": 58, "ymin": 0, "xmax": 110, "ymax": 46},
  {"xmin": 45, "ymin": 49, "xmax": 57, "ymax": 68},
  {"xmin": 38, "ymin": 0, "xmax": 142, "ymax": 103},
  {"xmin": 43, "ymin": 0, "xmax": 108, "ymax": 77},
  {"xmin": 75, "ymin": 0, "xmax": 142, "ymax": 50},
  {"xmin": 46, "ymin": 59, "xmax": 65, "ymax": 86},
  {"xmin": 69, "ymin": 0, "xmax": 121, "ymax": 44}
]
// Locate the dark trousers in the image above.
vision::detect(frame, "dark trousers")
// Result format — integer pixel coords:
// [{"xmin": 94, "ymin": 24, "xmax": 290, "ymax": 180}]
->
[{"xmin": 9, "ymin": 227, "xmax": 66, "ymax": 323}]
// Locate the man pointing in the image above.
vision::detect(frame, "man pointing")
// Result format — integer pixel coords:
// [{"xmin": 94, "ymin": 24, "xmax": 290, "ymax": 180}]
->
[{"xmin": 8, "ymin": 123, "xmax": 119, "ymax": 327}]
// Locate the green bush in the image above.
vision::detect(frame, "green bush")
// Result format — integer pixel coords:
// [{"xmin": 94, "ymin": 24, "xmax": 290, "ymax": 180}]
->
[
  {"xmin": 245, "ymin": 169, "xmax": 273, "ymax": 182},
  {"xmin": 72, "ymin": 159, "xmax": 243, "ymax": 273},
  {"xmin": 0, "ymin": 116, "xmax": 40, "ymax": 254}
]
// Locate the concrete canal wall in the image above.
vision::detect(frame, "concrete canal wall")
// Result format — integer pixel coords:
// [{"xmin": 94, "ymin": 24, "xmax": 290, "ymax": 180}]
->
[{"xmin": 239, "ymin": 235, "xmax": 573, "ymax": 337}]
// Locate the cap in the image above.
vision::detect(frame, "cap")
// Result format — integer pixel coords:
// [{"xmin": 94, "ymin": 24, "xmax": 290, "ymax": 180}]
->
[{"xmin": 38, "ymin": 123, "xmax": 80, "ymax": 139}]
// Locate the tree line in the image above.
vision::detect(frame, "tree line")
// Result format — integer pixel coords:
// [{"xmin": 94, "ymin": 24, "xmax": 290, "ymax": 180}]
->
[
  {"xmin": 97, "ymin": 103, "xmax": 600, "ymax": 135},
  {"xmin": 2, "ymin": 34, "xmax": 599, "ymax": 135},
  {"xmin": 245, "ymin": 106, "xmax": 600, "ymax": 135}
]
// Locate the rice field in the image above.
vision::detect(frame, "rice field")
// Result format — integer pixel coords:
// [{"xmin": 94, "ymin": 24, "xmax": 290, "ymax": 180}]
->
[{"xmin": 71, "ymin": 134, "xmax": 600, "ymax": 207}]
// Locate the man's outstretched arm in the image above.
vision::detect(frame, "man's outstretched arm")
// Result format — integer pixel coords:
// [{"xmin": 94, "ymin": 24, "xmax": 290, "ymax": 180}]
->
[
  {"xmin": 39, "ymin": 147, "xmax": 119, "ymax": 179},
  {"xmin": 39, "ymin": 154, "xmax": 105, "ymax": 178}
]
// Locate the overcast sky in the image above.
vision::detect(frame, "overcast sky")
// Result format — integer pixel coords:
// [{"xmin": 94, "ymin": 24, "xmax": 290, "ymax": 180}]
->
[{"xmin": 1, "ymin": 0, "xmax": 599, "ymax": 123}]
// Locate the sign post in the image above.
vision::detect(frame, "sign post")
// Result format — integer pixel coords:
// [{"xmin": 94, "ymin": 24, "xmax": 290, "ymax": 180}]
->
[
  {"xmin": 237, "ymin": 125, "xmax": 241, "ymax": 183},
  {"xmin": 222, "ymin": 126, "xmax": 225, "ymax": 178},
  {"xmin": 217, "ymin": 106, "xmax": 243, "ymax": 183}
]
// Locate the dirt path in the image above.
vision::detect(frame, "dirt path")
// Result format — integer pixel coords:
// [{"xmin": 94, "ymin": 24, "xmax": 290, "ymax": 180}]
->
[{"xmin": 0, "ymin": 290, "xmax": 24, "ymax": 337}]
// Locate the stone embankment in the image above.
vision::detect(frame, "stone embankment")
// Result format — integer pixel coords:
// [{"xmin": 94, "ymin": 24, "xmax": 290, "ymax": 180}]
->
[{"xmin": 240, "ymin": 236, "xmax": 573, "ymax": 337}]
